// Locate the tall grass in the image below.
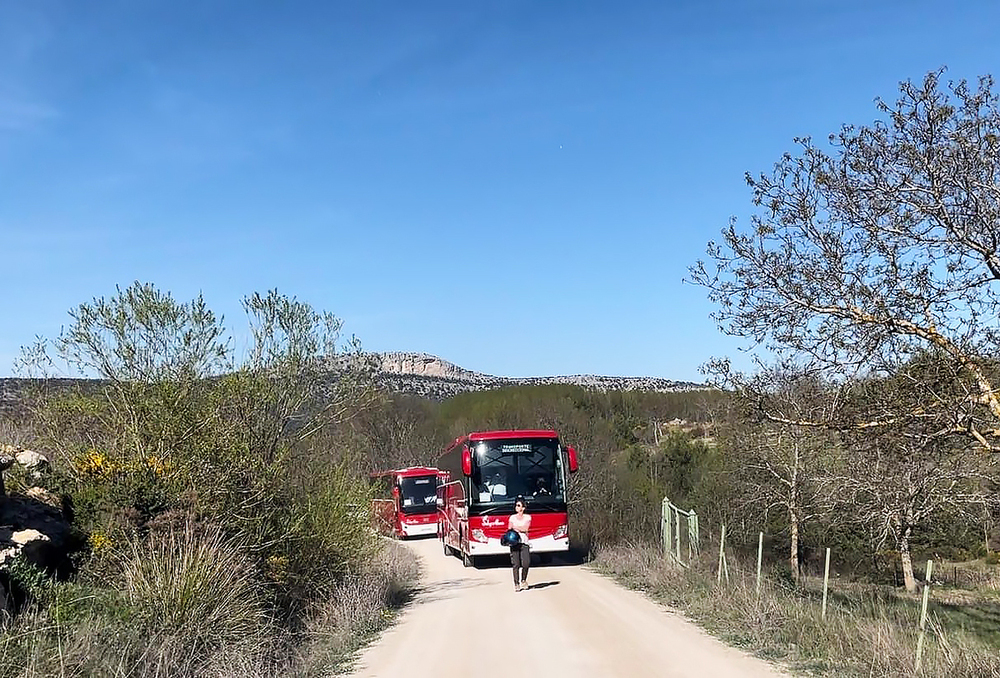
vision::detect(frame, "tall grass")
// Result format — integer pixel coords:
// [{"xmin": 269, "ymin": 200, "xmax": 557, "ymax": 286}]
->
[
  {"xmin": 0, "ymin": 536, "xmax": 419, "ymax": 678},
  {"xmin": 119, "ymin": 523, "xmax": 267, "ymax": 651},
  {"xmin": 295, "ymin": 540, "xmax": 421, "ymax": 676},
  {"xmin": 593, "ymin": 542, "xmax": 1000, "ymax": 678}
]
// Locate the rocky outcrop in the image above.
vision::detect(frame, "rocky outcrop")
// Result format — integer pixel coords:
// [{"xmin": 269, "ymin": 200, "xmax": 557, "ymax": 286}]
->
[
  {"xmin": 375, "ymin": 352, "xmax": 488, "ymax": 380},
  {"xmin": 0, "ymin": 444, "xmax": 70, "ymax": 614}
]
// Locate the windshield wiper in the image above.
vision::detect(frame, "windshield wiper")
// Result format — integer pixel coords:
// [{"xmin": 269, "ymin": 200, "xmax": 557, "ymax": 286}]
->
[{"xmin": 474, "ymin": 506, "xmax": 511, "ymax": 515}]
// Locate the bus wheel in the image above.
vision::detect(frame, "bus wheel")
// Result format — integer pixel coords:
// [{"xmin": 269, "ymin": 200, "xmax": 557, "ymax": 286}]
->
[{"xmin": 442, "ymin": 538, "xmax": 451, "ymax": 557}]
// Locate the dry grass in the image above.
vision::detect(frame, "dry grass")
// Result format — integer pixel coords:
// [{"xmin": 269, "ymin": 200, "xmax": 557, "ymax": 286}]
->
[
  {"xmin": 119, "ymin": 523, "xmax": 268, "ymax": 650},
  {"xmin": 593, "ymin": 542, "xmax": 1000, "ymax": 678},
  {"xmin": 0, "ymin": 538, "xmax": 419, "ymax": 678},
  {"xmin": 294, "ymin": 540, "xmax": 421, "ymax": 676}
]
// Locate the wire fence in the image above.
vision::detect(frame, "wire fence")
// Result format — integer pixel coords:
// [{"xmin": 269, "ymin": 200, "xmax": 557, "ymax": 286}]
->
[{"xmin": 659, "ymin": 496, "xmax": 950, "ymax": 673}]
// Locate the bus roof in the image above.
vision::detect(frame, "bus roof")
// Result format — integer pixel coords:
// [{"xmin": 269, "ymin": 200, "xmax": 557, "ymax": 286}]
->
[
  {"xmin": 469, "ymin": 429, "xmax": 558, "ymax": 441},
  {"xmin": 369, "ymin": 466, "xmax": 443, "ymax": 479},
  {"xmin": 443, "ymin": 429, "xmax": 560, "ymax": 454}
]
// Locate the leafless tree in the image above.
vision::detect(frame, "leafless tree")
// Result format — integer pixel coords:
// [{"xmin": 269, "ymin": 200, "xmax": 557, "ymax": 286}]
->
[
  {"xmin": 713, "ymin": 363, "xmax": 839, "ymax": 582},
  {"xmin": 832, "ymin": 359, "xmax": 1000, "ymax": 592},
  {"xmin": 690, "ymin": 69, "xmax": 1000, "ymax": 451}
]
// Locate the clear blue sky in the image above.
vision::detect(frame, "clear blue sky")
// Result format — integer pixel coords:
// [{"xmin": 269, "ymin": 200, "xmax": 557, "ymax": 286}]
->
[{"xmin": 2, "ymin": 1, "xmax": 998, "ymax": 382}]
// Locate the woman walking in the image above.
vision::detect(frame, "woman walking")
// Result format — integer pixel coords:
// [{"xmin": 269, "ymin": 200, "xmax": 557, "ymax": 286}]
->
[{"xmin": 508, "ymin": 495, "xmax": 531, "ymax": 591}]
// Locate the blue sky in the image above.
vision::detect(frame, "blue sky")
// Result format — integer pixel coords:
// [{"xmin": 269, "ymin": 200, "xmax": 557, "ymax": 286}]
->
[{"xmin": 2, "ymin": 1, "xmax": 999, "ymax": 382}]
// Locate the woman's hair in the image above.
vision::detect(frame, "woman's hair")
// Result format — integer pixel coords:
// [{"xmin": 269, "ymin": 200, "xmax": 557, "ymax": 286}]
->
[{"xmin": 515, "ymin": 495, "xmax": 526, "ymax": 505}]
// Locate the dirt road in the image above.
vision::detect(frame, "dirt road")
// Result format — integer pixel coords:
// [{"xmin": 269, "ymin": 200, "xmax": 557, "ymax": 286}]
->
[{"xmin": 344, "ymin": 537, "xmax": 788, "ymax": 678}]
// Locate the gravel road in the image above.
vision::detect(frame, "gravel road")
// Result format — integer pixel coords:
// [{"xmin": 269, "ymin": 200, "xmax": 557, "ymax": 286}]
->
[{"xmin": 344, "ymin": 537, "xmax": 789, "ymax": 678}]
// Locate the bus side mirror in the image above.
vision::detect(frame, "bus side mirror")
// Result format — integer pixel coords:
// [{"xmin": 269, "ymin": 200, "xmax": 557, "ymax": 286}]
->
[
  {"xmin": 566, "ymin": 445, "xmax": 579, "ymax": 473},
  {"xmin": 461, "ymin": 445, "xmax": 472, "ymax": 476}
]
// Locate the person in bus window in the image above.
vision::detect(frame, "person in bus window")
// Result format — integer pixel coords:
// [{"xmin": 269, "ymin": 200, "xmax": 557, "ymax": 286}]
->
[
  {"xmin": 532, "ymin": 477, "xmax": 551, "ymax": 497},
  {"xmin": 487, "ymin": 471, "xmax": 507, "ymax": 498},
  {"xmin": 508, "ymin": 495, "xmax": 531, "ymax": 592}
]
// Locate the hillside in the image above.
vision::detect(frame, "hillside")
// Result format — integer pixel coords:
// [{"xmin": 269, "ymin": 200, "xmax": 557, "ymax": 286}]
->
[
  {"xmin": 372, "ymin": 352, "xmax": 708, "ymax": 400},
  {"xmin": 0, "ymin": 352, "xmax": 708, "ymax": 408}
]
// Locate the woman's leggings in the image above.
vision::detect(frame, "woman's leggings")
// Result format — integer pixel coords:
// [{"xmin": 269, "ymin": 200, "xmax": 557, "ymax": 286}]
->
[{"xmin": 510, "ymin": 545, "xmax": 530, "ymax": 585}]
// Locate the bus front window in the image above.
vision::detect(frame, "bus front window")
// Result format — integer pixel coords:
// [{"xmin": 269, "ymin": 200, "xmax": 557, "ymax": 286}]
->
[
  {"xmin": 471, "ymin": 438, "xmax": 565, "ymax": 507},
  {"xmin": 399, "ymin": 475, "xmax": 438, "ymax": 515}
]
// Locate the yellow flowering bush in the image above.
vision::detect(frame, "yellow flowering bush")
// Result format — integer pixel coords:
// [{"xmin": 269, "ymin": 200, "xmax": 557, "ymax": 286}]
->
[
  {"xmin": 144, "ymin": 454, "xmax": 172, "ymax": 477},
  {"xmin": 74, "ymin": 448, "xmax": 116, "ymax": 480},
  {"xmin": 265, "ymin": 554, "xmax": 289, "ymax": 583},
  {"xmin": 88, "ymin": 531, "xmax": 112, "ymax": 552}
]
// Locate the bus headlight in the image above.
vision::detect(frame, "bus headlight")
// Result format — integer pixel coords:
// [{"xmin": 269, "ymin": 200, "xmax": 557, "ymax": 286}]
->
[
  {"xmin": 472, "ymin": 529, "xmax": 487, "ymax": 542},
  {"xmin": 554, "ymin": 524, "xmax": 568, "ymax": 540}
]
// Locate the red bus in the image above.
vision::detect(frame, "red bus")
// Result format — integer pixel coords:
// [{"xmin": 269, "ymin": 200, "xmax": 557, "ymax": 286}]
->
[
  {"xmin": 370, "ymin": 466, "xmax": 449, "ymax": 539},
  {"xmin": 436, "ymin": 429, "xmax": 579, "ymax": 567}
]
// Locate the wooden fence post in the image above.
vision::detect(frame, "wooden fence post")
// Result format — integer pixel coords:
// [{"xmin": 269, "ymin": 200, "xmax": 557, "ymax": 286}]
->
[
  {"xmin": 674, "ymin": 508, "xmax": 681, "ymax": 563},
  {"xmin": 662, "ymin": 498, "xmax": 670, "ymax": 558},
  {"xmin": 821, "ymin": 547, "xmax": 831, "ymax": 620},
  {"xmin": 688, "ymin": 511, "xmax": 699, "ymax": 560},
  {"xmin": 755, "ymin": 532, "xmax": 764, "ymax": 598},
  {"xmin": 717, "ymin": 524, "xmax": 728, "ymax": 584},
  {"xmin": 915, "ymin": 559, "xmax": 934, "ymax": 672}
]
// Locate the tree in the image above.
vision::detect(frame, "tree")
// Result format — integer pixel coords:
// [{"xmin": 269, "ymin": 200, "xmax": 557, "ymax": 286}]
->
[
  {"xmin": 689, "ymin": 69, "xmax": 1000, "ymax": 450},
  {"xmin": 713, "ymin": 363, "xmax": 838, "ymax": 582},
  {"xmin": 17, "ymin": 283, "xmax": 378, "ymax": 571},
  {"xmin": 17, "ymin": 282, "xmax": 231, "ymax": 460},
  {"xmin": 833, "ymin": 361, "xmax": 999, "ymax": 592}
]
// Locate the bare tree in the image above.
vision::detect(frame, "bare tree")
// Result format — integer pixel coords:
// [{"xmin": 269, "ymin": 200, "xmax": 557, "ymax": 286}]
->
[
  {"xmin": 833, "ymin": 359, "xmax": 1000, "ymax": 592},
  {"xmin": 690, "ymin": 69, "xmax": 1000, "ymax": 450},
  {"xmin": 713, "ymin": 363, "xmax": 838, "ymax": 582}
]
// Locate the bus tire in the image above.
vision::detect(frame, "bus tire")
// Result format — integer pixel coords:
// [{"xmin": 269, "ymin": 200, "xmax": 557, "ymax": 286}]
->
[{"xmin": 442, "ymin": 538, "xmax": 451, "ymax": 557}]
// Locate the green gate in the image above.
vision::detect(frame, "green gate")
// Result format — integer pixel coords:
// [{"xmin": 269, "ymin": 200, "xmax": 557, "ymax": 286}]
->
[{"xmin": 661, "ymin": 497, "xmax": 699, "ymax": 566}]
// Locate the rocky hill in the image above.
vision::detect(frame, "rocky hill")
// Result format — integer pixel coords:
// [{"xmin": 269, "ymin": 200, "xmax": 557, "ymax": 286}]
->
[
  {"xmin": 0, "ymin": 353, "xmax": 708, "ymax": 408},
  {"xmin": 372, "ymin": 352, "xmax": 707, "ymax": 400}
]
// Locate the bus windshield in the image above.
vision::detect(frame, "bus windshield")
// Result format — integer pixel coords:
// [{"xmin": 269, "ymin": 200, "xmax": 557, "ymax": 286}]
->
[
  {"xmin": 399, "ymin": 475, "xmax": 438, "ymax": 515},
  {"xmin": 470, "ymin": 437, "xmax": 565, "ymax": 507}
]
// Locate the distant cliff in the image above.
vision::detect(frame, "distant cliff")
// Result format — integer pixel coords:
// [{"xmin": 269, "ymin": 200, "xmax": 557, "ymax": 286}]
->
[
  {"xmin": 371, "ymin": 352, "xmax": 707, "ymax": 400},
  {"xmin": 0, "ymin": 353, "xmax": 709, "ymax": 408}
]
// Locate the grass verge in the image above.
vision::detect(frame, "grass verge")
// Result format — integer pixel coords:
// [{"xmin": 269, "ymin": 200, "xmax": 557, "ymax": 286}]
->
[{"xmin": 592, "ymin": 541, "xmax": 1000, "ymax": 678}]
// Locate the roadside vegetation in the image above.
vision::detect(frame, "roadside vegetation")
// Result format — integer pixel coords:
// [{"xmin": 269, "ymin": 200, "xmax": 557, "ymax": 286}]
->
[
  {"xmin": 0, "ymin": 284, "xmax": 420, "ymax": 677},
  {"xmin": 593, "ymin": 544, "xmax": 1000, "ymax": 678}
]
